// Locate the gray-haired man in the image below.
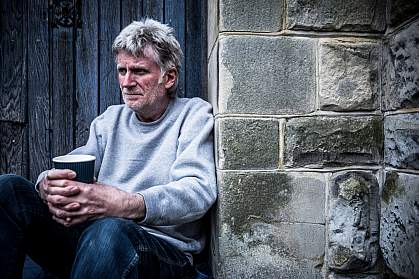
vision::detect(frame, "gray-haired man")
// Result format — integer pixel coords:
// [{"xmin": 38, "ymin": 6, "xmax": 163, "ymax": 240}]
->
[{"xmin": 0, "ymin": 19, "xmax": 216, "ymax": 278}]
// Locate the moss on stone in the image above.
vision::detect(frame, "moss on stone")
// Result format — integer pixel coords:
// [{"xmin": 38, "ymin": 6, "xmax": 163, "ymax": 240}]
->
[
  {"xmin": 332, "ymin": 246, "xmax": 351, "ymax": 267},
  {"xmin": 220, "ymin": 172, "xmax": 292, "ymax": 238},
  {"xmin": 381, "ymin": 171, "xmax": 404, "ymax": 204},
  {"xmin": 338, "ymin": 176, "xmax": 369, "ymax": 201}
]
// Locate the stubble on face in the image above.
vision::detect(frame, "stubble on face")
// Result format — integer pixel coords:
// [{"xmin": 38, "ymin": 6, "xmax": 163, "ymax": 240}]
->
[{"xmin": 116, "ymin": 49, "xmax": 171, "ymax": 122}]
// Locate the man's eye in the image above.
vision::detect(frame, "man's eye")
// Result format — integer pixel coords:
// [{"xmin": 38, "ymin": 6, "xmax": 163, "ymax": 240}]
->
[
  {"xmin": 133, "ymin": 69, "xmax": 147, "ymax": 75},
  {"xmin": 118, "ymin": 68, "xmax": 127, "ymax": 75}
]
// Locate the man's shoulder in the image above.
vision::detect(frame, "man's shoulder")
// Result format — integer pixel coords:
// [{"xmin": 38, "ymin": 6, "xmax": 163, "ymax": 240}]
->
[
  {"xmin": 92, "ymin": 104, "xmax": 127, "ymax": 127},
  {"xmin": 175, "ymin": 97, "xmax": 213, "ymax": 115}
]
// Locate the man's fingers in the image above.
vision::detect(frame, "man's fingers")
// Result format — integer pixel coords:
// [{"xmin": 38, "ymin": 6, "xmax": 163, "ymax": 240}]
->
[
  {"xmin": 45, "ymin": 185, "xmax": 80, "ymax": 196},
  {"xmin": 61, "ymin": 202, "xmax": 81, "ymax": 211},
  {"xmin": 47, "ymin": 169, "xmax": 77, "ymax": 180},
  {"xmin": 47, "ymin": 178, "xmax": 77, "ymax": 188},
  {"xmin": 52, "ymin": 215, "xmax": 71, "ymax": 227},
  {"xmin": 46, "ymin": 194, "xmax": 73, "ymax": 207}
]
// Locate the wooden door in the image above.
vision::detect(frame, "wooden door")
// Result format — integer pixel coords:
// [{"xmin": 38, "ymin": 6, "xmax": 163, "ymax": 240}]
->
[{"xmin": 0, "ymin": 0, "xmax": 207, "ymax": 181}]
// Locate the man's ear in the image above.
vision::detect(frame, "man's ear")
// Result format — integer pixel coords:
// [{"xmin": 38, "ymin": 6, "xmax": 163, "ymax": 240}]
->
[{"xmin": 164, "ymin": 68, "xmax": 177, "ymax": 90}]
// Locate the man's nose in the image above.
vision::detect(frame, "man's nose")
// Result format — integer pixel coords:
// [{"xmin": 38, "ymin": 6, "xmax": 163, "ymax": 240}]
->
[{"xmin": 121, "ymin": 72, "xmax": 135, "ymax": 87}]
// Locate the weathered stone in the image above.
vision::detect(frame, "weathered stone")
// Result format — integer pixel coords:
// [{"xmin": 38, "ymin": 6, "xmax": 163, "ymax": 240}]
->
[
  {"xmin": 208, "ymin": 43, "xmax": 218, "ymax": 114},
  {"xmin": 319, "ymin": 40, "xmax": 380, "ymax": 111},
  {"xmin": 327, "ymin": 171, "xmax": 380, "ymax": 272},
  {"xmin": 328, "ymin": 273, "xmax": 382, "ymax": 279},
  {"xmin": 285, "ymin": 116, "xmax": 383, "ymax": 168},
  {"xmin": 380, "ymin": 171, "xmax": 419, "ymax": 278},
  {"xmin": 219, "ymin": 0, "xmax": 283, "ymax": 32},
  {"xmin": 216, "ymin": 171, "xmax": 326, "ymax": 277},
  {"xmin": 207, "ymin": 0, "xmax": 218, "ymax": 58},
  {"xmin": 388, "ymin": 0, "xmax": 419, "ymax": 28},
  {"xmin": 219, "ymin": 36, "xmax": 316, "ymax": 115},
  {"xmin": 385, "ymin": 113, "xmax": 419, "ymax": 170},
  {"xmin": 217, "ymin": 171, "xmax": 326, "ymax": 232},
  {"xmin": 382, "ymin": 21, "xmax": 419, "ymax": 111},
  {"xmin": 217, "ymin": 118, "xmax": 279, "ymax": 170},
  {"xmin": 217, "ymin": 222, "xmax": 324, "ymax": 278},
  {"xmin": 286, "ymin": 0, "xmax": 386, "ymax": 32}
]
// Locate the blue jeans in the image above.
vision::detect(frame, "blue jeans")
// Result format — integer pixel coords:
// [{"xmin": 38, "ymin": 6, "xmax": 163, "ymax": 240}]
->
[{"xmin": 0, "ymin": 174, "xmax": 197, "ymax": 279}]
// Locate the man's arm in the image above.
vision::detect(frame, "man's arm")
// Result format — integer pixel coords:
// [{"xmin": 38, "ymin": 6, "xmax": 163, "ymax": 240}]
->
[{"xmin": 138, "ymin": 100, "xmax": 217, "ymax": 226}]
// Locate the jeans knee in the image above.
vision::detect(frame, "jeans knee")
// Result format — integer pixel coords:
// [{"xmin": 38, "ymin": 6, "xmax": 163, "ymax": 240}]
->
[
  {"xmin": 78, "ymin": 218, "xmax": 136, "ymax": 256},
  {"xmin": 74, "ymin": 218, "xmax": 139, "ymax": 276},
  {"xmin": 0, "ymin": 174, "xmax": 32, "ymax": 197}
]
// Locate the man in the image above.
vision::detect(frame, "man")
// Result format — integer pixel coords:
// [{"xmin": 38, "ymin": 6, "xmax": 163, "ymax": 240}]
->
[{"xmin": 0, "ymin": 19, "xmax": 216, "ymax": 278}]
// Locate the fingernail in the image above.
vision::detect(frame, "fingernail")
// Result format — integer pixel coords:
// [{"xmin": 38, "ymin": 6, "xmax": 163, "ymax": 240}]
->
[{"xmin": 69, "ymin": 171, "xmax": 77, "ymax": 178}]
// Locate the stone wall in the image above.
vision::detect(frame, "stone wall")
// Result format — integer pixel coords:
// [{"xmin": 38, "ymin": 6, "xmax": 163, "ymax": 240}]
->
[{"xmin": 208, "ymin": 0, "xmax": 419, "ymax": 278}]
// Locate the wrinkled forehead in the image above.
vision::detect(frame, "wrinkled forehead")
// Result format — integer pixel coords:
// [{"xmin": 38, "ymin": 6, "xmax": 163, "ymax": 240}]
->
[{"xmin": 115, "ymin": 45, "xmax": 159, "ymax": 65}]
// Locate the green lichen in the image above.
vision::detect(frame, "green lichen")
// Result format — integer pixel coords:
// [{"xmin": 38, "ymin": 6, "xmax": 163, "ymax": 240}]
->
[
  {"xmin": 381, "ymin": 171, "xmax": 404, "ymax": 204},
  {"xmin": 338, "ymin": 176, "xmax": 369, "ymax": 201},
  {"xmin": 332, "ymin": 246, "xmax": 351, "ymax": 267}
]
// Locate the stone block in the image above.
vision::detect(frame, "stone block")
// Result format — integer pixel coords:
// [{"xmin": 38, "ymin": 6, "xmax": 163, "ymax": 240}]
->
[
  {"xmin": 285, "ymin": 116, "xmax": 383, "ymax": 168},
  {"xmin": 327, "ymin": 171, "xmax": 380, "ymax": 272},
  {"xmin": 388, "ymin": 0, "xmax": 419, "ymax": 28},
  {"xmin": 219, "ymin": 36, "xmax": 316, "ymax": 115},
  {"xmin": 385, "ymin": 113, "xmax": 419, "ymax": 170},
  {"xmin": 217, "ymin": 171, "xmax": 326, "ymax": 231},
  {"xmin": 328, "ymin": 274, "xmax": 382, "ymax": 279},
  {"xmin": 217, "ymin": 222, "xmax": 324, "ymax": 278},
  {"xmin": 319, "ymin": 40, "xmax": 380, "ymax": 111},
  {"xmin": 286, "ymin": 0, "xmax": 386, "ymax": 32},
  {"xmin": 382, "ymin": 21, "xmax": 419, "ymax": 111},
  {"xmin": 219, "ymin": 0, "xmax": 283, "ymax": 32},
  {"xmin": 380, "ymin": 171, "xmax": 419, "ymax": 278},
  {"xmin": 217, "ymin": 118, "xmax": 279, "ymax": 170}
]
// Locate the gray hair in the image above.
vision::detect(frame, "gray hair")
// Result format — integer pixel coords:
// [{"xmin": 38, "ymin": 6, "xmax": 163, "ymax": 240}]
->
[{"xmin": 112, "ymin": 19, "xmax": 183, "ymax": 94}]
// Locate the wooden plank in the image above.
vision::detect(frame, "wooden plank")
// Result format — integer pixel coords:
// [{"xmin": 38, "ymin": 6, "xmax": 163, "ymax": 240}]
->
[
  {"xmin": 0, "ymin": 0, "xmax": 26, "ymax": 122},
  {"xmin": 121, "ymin": 0, "xmax": 143, "ymax": 27},
  {"xmin": 0, "ymin": 122, "xmax": 26, "ymax": 176},
  {"xmin": 185, "ymin": 0, "xmax": 207, "ymax": 99},
  {"xmin": 165, "ymin": 0, "xmax": 186, "ymax": 97},
  {"xmin": 143, "ymin": 0, "xmax": 163, "ymax": 21},
  {"xmin": 75, "ymin": 0, "xmax": 99, "ymax": 147},
  {"xmin": 99, "ymin": 0, "xmax": 121, "ymax": 113},
  {"xmin": 27, "ymin": 0, "xmax": 51, "ymax": 181},
  {"xmin": 51, "ymin": 25, "xmax": 74, "ymax": 157}
]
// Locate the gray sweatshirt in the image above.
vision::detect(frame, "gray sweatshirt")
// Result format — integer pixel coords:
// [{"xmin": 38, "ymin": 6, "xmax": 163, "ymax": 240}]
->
[{"xmin": 37, "ymin": 97, "xmax": 217, "ymax": 257}]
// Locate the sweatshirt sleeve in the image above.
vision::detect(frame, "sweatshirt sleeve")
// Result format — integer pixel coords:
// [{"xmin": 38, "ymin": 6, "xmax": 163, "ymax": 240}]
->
[{"xmin": 138, "ymin": 101, "xmax": 217, "ymax": 226}]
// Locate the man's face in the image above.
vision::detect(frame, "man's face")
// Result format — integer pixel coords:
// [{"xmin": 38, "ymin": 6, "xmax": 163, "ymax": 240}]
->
[{"xmin": 116, "ymin": 49, "xmax": 173, "ymax": 121}]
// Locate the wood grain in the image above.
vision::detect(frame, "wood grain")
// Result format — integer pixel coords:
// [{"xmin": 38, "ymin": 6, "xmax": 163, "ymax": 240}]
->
[
  {"xmin": 0, "ymin": 0, "xmax": 26, "ymax": 122},
  {"xmin": 99, "ymin": 0, "xmax": 121, "ymax": 113},
  {"xmin": 121, "ymin": 0, "xmax": 144, "ymax": 27},
  {"xmin": 51, "ymin": 26, "xmax": 74, "ymax": 158},
  {"xmin": 27, "ymin": 0, "xmax": 50, "ymax": 181},
  {"xmin": 165, "ymin": 0, "xmax": 186, "ymax": 97},
  {"xmin": 143, "ymin": 0, "xmax": 163, "ymax": 21},
  {"xmin": 185, "ymin": 0, "xmax": 207, "ymax": 99},
  {"xmin": 0, "ymin": 122, "xmax": 26, "ymax": 176},
  {"xmin": 75, "ymin": 0, "xmax": 99, "ymax": 147}
]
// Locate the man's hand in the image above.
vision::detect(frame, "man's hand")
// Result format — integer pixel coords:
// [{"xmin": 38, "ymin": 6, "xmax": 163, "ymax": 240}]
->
[
  {"xmin": 39, "ymin": 169, "xmax": 82, "ymax": 211},
  {"xmin": 41, "ymin": 171, "xmax": 145, "ymax": 226}
]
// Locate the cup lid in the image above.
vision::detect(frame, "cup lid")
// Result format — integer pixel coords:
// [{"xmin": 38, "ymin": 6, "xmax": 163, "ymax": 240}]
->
[{"xmin": 52, "ymin": 154, "xmax": 96, "ymax": 163}]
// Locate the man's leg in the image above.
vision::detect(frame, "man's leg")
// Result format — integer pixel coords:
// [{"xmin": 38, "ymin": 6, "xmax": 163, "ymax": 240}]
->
[
  {"xmin": 0, "ymin": 174, "xmax": 83, "ymax": 278},
  {"xmin": 72, "ymin": 218, "xmax": 196, "ymax": 279}
]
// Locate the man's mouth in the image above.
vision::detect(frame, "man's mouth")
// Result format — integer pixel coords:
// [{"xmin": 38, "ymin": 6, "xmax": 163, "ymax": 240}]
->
[{"xmin": 123, "ymin": 92, "xmax": 143, "ymax": 96}]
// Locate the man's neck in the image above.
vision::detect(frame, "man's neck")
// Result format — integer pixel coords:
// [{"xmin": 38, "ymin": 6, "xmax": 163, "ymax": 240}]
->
[{"xmin": 135, "ymin": 98, "xmax": 171, "ymax": 123}]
